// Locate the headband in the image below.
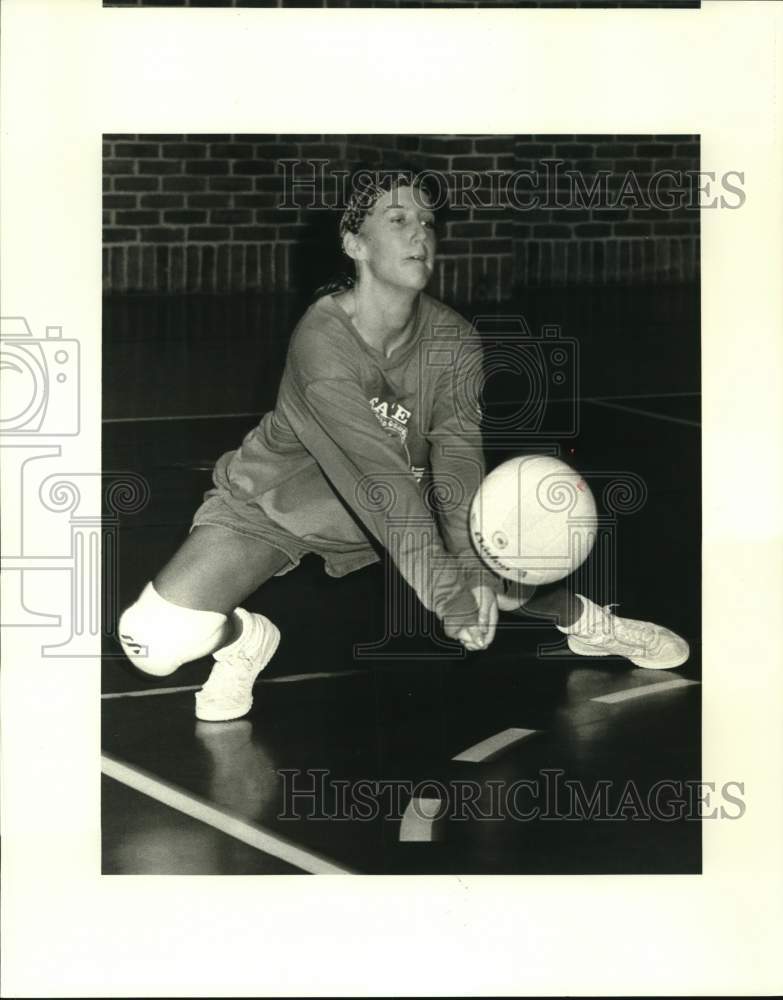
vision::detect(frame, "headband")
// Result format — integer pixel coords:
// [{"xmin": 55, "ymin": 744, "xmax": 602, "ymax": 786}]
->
[{"xmin": 338, "ymin": 169, "xmax": 423, "ymax": 239}]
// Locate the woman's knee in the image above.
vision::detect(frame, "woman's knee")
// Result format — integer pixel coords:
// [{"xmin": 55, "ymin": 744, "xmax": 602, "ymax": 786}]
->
[
  {"xmin": 119, "ymin": 527, "xmax": 290, "ymax": 676},
  {"xmin": 118, "ymin": 581, "xmax": 230, "ymax": 677}
]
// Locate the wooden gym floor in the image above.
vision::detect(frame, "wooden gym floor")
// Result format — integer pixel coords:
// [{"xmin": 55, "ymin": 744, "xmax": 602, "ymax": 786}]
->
[{"xmin": 101, "ymin": 286, "xmax": 701, "ymax": 875}]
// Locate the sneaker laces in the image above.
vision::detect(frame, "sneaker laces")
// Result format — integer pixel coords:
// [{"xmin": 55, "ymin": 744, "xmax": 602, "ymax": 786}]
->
[
  {"xmin": 601, "ymin": 604, "xmax": 658, "ymax": 649},
  {"xmin": 200, "ymin": 649, "xmax": 256, "ymax": 703}
]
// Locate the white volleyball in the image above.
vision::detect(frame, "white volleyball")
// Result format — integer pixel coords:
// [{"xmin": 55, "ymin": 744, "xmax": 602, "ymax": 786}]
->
[{"xmin": 469, "ymin": 454, "xmax": 597, "ymax": 586}]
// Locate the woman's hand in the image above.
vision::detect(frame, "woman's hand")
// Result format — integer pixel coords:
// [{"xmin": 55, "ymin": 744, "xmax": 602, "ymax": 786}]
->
[{"xmin": 456, "ymin": 584, "xmax": 498, "ymax": 653}]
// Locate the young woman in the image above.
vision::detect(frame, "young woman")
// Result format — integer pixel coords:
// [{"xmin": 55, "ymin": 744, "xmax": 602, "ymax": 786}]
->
[{"xmin": 118, "ymin": 167, "xmax": 689, "ymax": 723}]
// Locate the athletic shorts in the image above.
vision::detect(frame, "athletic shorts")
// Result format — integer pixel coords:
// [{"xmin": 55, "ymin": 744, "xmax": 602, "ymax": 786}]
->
[{"xmin": 190, "ymin": 486, "xmax": 380, "ymax": 580}]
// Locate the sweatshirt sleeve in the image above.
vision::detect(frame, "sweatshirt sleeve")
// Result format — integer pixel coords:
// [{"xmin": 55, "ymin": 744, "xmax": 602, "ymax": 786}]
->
[
  {"xmin": 426, "ymin": 329, "xmax": 503, "ymax": 594},
  {"xmin": 286, "ymin": 319, "xmax": 479, "ymax": 624}
]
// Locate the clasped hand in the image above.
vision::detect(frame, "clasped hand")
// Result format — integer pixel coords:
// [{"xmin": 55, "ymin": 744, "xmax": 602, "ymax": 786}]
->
[{"xmin": 446, "ymin": 584, "xmax": 498, "ymax": 653}]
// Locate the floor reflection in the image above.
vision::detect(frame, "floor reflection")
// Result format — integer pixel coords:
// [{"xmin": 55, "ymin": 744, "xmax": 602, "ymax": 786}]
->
[{"xmin": 194, "ymin": 720, "xmax": 282, "ymax": 825}]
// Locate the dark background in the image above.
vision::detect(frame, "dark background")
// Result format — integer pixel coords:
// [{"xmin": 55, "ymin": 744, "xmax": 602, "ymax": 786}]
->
[{"xmin": 103, "ymin": 133, "xmax": 700, "ymax": 416}]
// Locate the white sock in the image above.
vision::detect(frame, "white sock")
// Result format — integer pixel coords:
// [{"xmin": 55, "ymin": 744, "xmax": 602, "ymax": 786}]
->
[
  {"xmin": 557, "ymin": 594, "xmax": 604, "ymax": 635},
  {"xmin": 212, "ymin": 607, "xmax": 267, "ymax": 661},
  {"xmin": 213, "ymin": 610, "xmax": 245, "ymax": 655}
]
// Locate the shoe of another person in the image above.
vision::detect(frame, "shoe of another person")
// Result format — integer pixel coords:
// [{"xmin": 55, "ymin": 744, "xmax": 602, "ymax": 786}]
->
[
  {"xmin": 195, "ymin": 608, "xmax": 280, "ymax": 722},
  {"xmin": 564, "ymin": 596, "xmax": 689, "ymax": 670}
]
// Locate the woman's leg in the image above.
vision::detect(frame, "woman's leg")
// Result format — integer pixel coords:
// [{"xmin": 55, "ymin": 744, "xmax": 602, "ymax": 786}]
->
[
  {"xmin": 119, "ymin": 525, "xmax": 291, "ymax": 676},
  {"xmin": 501, "ymin": 579, "xmax": 582, "ymax": 628},
  {"xmin": 524, "ymin": 584, "xmax": 582, "ymax": 627},
  {"xmin": 153, "ymin": 524, "xmax": 291, "ymax": 631},
  {"xmin": 512, "ymin": 579, "xmax": 689, "ymax": 668}
]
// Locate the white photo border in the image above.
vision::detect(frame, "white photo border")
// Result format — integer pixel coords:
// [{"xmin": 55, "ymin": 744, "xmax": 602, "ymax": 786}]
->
[{"xmin": 2, "ymin": 0, "xmax": 782, "ymax": 996}]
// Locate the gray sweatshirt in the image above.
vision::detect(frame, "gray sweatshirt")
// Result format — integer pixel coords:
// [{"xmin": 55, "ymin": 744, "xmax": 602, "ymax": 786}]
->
[{"xmin": 211, "ymin": 291, "xmax": 495, "ymax": 623}]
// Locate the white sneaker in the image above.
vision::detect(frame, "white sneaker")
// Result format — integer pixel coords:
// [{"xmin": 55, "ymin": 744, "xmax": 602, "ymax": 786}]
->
[
  {"xmin": 195, "ymin": 608, "xmax": 280, "ymax": 722},
  {"xmin": 566, "ymin": 600, "xmax": 689, "ymax": 670}
]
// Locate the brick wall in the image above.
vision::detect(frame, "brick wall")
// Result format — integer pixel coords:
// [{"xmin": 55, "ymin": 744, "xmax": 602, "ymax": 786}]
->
[
  {"xmin": 103, "ymin": 133, "xmax": 699, "ymax": 299},
  {"xmin": 104, "ymin": 134, "xmax": 342, "ymax": 295},
  {"xmin": 513, "ymin": 134, "xmax": 699, "ymax": 286}
]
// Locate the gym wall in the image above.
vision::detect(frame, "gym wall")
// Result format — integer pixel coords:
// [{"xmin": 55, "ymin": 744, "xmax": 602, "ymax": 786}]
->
[{"xmin": 102, "ymin": 133, "xmax": 700, "ymax": 300}]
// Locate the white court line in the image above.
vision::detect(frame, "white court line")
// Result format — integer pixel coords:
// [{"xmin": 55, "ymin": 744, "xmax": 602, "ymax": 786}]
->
[
  {"xmin": 102, "ymin": 684, "xmax": 201, "ymax": 700},
  {"xmin": 399, "ymin": 798, "xmax": 444, "ymax": 842},
  {"xmin": 584, "ymin": 398, "xmax": 700, "ymax": 428},
  {"xmin": 102, "ymin": 754, "xmax": 356, "ymax": 875},
  {"xmin": 103, "ymin": 411, "xmax": 262, "ymax": 424},
  {"xmin": 101, "ymin": 670, "xmax": 368, "ymax": 700},
  {"xmin": 261, "ymin": 669, "xmax": 367, "ymax": 684},
  {"xmin": 589, "ymin": 391, "xmax": 700, "ymax": 401},
  {"xmin": 452, "ymin": 727, "xmax": 538, "ymax": 763},
  {"xmin": 591, "ymin": 677, "xmax": 700, "ymax": 704}
]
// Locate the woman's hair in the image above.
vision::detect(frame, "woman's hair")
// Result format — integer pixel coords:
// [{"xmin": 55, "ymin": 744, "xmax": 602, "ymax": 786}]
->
[{"xmin": 313, "ymin": 162, "xmax": 440, "ymax": 301}]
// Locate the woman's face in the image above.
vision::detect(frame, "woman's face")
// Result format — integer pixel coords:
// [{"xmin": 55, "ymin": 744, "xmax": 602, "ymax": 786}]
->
[{"xmin": 348, "ymin": 184, "xmax": 437, "ymax": 292}]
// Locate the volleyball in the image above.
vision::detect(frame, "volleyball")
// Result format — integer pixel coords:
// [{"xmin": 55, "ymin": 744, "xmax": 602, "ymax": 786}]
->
[{"xmin": 469, "ymin": 455, "xmax": 598, "ymax": 586}]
